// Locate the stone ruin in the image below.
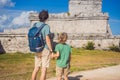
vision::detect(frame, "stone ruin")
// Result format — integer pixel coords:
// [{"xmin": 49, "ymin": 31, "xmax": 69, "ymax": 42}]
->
[
  {"xmin": 29, "ymin": 0, "xmax": 112, "ymax": 38},
  {"xmin": 0, "ymin": 0, "xmax": 120, "ymax": 53}
]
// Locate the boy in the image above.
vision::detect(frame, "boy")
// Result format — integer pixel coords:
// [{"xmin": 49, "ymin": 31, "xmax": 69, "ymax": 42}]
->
[{"xmin": 52, "ymin": 32, "xmax": 71, "ymax": 80}]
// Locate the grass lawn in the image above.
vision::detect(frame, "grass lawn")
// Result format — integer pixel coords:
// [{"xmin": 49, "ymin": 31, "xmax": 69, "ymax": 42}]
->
[{"xmin": 0, "ymin": 48, "xmax": 120, "ymax": 80}]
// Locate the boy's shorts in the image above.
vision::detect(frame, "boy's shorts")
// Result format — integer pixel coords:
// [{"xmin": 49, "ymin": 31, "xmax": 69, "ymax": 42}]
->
[
  {"xmin": 35, "ymin": 48, "xmax": 50, "ymax": 68},
  {"xmin": 56, "ymin": 66, "xmax": 70, "ymax": 78}
]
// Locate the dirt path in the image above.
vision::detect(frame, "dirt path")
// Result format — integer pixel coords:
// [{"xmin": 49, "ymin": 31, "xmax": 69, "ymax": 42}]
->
[{"xmin": 47, "ymin": 65, "xmax": 120, "ymax": 80}]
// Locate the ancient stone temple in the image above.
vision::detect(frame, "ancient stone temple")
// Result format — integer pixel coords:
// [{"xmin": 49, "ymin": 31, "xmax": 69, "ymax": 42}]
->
[{"xmin": 29, "ymin": 0, "xmax": 112, "ymax": 38}]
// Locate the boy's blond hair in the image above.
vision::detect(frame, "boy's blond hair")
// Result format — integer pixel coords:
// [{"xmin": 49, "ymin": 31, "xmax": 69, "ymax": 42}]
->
[{"xmin": 58, "ymin": 32, "xmax": 68, "ymax": 43}]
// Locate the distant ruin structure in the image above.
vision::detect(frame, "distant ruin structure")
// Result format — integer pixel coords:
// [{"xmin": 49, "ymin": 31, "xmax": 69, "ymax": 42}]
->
[{"xmin": 29, "ymin": 0, "xmax": 112, "ymax": 38}]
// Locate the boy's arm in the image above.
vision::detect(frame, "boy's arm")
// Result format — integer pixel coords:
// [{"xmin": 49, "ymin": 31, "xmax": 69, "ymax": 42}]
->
[{"xmin": 52, "ymin": 51, "xmax": 59, "ymax": 58}]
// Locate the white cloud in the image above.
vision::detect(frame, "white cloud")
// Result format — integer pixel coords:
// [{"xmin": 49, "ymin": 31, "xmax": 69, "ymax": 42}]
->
[
  {"xmin": 0, "ymin": 0, "xmax": 15, "ymax": 7},
  {"xmin": 0, "ymin": 15, "xmax": 8, "ymax": 23},
  {"xmin": 0, "ymin": 15, "xmax": 9, "ymax": 29},
  {"xmin": 0, "ymin": 10, "xmax": 22, "ymax": 29},
  {"xmin": 0, "ymin": 10, "xmax": 36, "ymax": 29},
  {"xmin": 11, "ymin": 11, "xmax": 36, "ymax": 27},
  {"xmin": 0, "ymin": 1, "xmax": 37, "ymax": 30}
]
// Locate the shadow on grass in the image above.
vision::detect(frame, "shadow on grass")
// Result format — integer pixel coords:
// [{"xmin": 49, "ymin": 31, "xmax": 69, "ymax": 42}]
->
[
  {"xmin": 68, "ymin": 75, "xmax": 83, "ymax": 80},
  {"xmin": 0, "ymin": 40, "xmax": 6, "ymax": 54}
]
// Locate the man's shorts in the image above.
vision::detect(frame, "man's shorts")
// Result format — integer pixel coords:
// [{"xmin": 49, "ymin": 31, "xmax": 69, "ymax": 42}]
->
[
  {"xmin": 56, "ymin": 66, "xmax": 70, "ymax": 78},
  {"xmin": 35, "ymin": 48, "xmax": 50, "ymax": 68}
]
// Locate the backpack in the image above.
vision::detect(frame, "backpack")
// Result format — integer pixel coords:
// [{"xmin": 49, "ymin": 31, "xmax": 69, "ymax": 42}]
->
[{"xmin": 28, "ymin": 23, "xmax": 46, "ymax": 52}]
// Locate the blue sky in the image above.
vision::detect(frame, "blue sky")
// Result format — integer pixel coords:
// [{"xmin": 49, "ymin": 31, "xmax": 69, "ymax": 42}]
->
[{"xmin": 0, "ymin": 0, "xmax": 120, "ymax": 35}]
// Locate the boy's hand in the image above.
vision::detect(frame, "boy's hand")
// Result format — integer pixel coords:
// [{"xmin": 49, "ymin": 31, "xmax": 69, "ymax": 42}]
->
[{"xmin": 50, "ymin": 52, "xmax": 54, "ymax": 59}]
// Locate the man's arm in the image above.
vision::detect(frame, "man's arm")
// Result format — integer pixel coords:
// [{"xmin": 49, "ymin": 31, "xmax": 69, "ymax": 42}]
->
[{"xmin": 46, "ymin": 35, "xmax": 53, "ymax": 52}]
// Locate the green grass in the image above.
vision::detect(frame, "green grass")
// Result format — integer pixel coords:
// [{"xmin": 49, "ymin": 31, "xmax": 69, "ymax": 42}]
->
[{"xmin": 0, "ymin": 48, "xmax": 120, "ymax": 80}]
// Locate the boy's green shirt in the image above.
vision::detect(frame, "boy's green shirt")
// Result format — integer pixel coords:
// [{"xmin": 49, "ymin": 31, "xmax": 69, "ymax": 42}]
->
[{"xmin": 55, "ymin": 43, "xmax": 71, "ymax": 68}]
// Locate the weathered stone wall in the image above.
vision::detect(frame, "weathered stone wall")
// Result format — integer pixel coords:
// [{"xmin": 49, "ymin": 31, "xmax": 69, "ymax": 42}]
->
[
  {"xmin": 68, "ymin": 38, "xmax": 120, "ymax": 50},
  {"xmin": 30, "ymin": 18, "xmax": 109, "ymax": 37},
  {"xmin": 0, "ymin": 33, "xmax": 120, "ymax": 53},
  {"xmin": 45, "ymin": 19, "xmax": 107, "ymax": 35},
  {"xmin": 0, "ymin": 33, "xmax": 30, "ymax": 53},
  {"xmin": 69, "ymin": 0, "xmax": 102, "ymax": 16}
]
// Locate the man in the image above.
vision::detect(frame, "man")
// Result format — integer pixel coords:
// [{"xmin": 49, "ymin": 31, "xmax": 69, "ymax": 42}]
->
[{"xmin": 31, "ymin": 10, "xmax": 53, "ymax": 80}]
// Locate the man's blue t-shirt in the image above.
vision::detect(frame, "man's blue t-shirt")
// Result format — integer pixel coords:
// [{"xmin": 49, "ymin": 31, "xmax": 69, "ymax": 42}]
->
[{"xmin": 35, "ymin": 22, "xmax": 51, "ymax": 49}]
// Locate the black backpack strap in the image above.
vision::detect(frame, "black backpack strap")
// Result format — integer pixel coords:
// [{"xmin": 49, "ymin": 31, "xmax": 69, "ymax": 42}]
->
[{"xmin": 34, "ymin": 23, "xmax": 46, "ymax": 37}]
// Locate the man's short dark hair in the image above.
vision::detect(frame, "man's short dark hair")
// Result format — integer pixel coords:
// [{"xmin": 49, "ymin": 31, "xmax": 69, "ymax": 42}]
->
[{"xmin": 39, "ymin": 10, "xmax": 49, "ymax": 22}]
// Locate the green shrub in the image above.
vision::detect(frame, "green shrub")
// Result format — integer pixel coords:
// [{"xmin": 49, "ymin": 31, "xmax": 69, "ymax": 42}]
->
[
  {"xmin": 67, "ymin": 12, "xmax": 70, "ymax": 16},
  {"xmin": 85, "ymin": 41, "xmax": 95, "ymax": 50},
  {"xmin": 109, "ymin": 44, "xmax": 120, "ymax": 52}
]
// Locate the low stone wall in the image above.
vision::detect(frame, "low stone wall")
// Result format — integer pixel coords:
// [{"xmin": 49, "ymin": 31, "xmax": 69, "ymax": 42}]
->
[
  {"xmin": 0, "ymin": 33, "xmax": 120, "ymax": 53},
  {"xmin": 0, "ymin": 33, "xmax": 30, "ymax": 53},
  {"xmin": 67, "ymin": 39, "xmax": 120, "ymax": 50}
]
